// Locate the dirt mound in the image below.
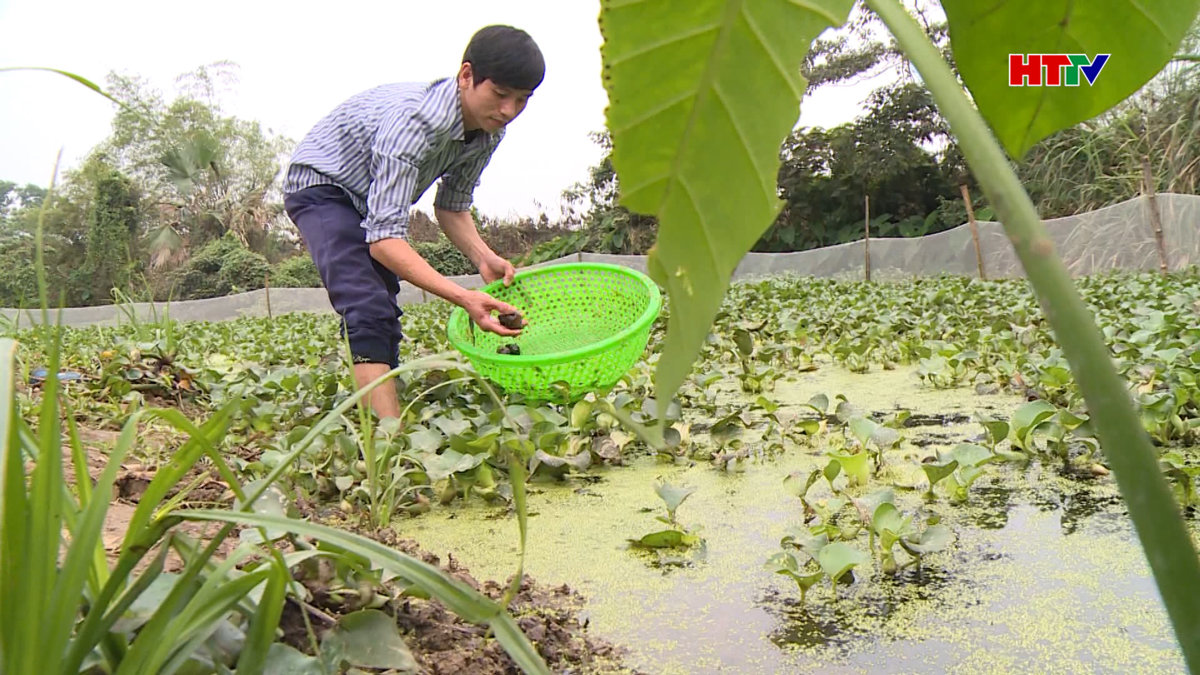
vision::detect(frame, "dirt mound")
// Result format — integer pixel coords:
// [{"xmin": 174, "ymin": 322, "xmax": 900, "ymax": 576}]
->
[{"xmin": 284, "ymin": 532, "xmax": 638, "ymax": 675}]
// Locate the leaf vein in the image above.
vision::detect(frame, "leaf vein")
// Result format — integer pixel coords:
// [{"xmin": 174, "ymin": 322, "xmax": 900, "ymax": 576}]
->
[
  {"xmin": 1125, "ymin": 0, "xmax": 1171, "ymax": 42},
  {"xmin": 656, "ymin": 0, "xmax": 745, "ymax": 217},
  {"xmin": 611, "ymin": 90, "xmax": 695, "ymax": 136},
  {"xmin": 622, "ymin": 172, "xmax": 671, "ymax": 203},
  {"xmin": 711, "ymin": 82, "xmax": 772, "ymax": 202},
  {"xmin": 676, "ymin": 175, "xmax": 723, "ymax": 283},
  {"xmin": 604, "ymin": 0, "xmax": 654, "ymax": 9},
  {"xmin": 785, "ymin": 0, "xmax": 843, "ymax": 26},
  {"xmin": 606, "ymin": 22, "xmax": 722, "ymax": 68},
  {"xmin": 742, "ymin": 5, "xmax": 804, "ymax": 100},
  {"xmin": 969, "ymin": 0, "xmax": 1009, "ymax": 26}
]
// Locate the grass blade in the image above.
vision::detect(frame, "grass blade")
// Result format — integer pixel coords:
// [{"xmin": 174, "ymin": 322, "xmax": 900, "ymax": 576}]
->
[
  {"xmin": 47, "ymin": 410, "xmax": 142, "ymax": 664},
  {"xmin": 157, "ymin": 570, "xmax": 272, "ymax": 675},
  {"xmin": 65, "ymin": 405, "xmax": 91, "ymax": 504},
  {"xmin": 62, "ymin": 528, "xmax": 172, "ymax": 673},
  {"xmin": 64, "ymin": 405, "xmax": 112, "ymax": 594},
  {"xmin": 27, "ymin": 323, "xmax": 66, "ymax": 671},
  {"xmin": 144, "ymin": 406, "xmax": 249, "ymax": 507},
  {"xmin": 502, "ymin": 453, "xmax": 528, "ymax": 606},
  {"xmin": 120, "ymin": 402, "xmax": 239, "ymax": 549},
  {"xmin": 236, "ymin": 559, "xmax": 288, "ymax": 675},
  {"xmin": 0, "ymin": 67, "xmax": 126, "ymax": 109},
  {"xmin": 117, "ymin": 544, "xmax": 256, "ymax": 674},
  {"xmin": 0, "ymin": 338, "xmax": 29, "ymax": 673}
]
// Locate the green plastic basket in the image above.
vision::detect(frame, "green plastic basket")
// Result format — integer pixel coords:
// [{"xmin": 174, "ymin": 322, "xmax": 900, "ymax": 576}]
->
[{"xmin": 446, "ymin": 262, "xmax": 662, "ymax": 402}]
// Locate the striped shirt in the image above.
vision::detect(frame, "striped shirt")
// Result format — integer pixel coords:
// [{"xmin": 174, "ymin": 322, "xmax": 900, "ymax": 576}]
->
[{"xmin": 283, "ymin": 77, "xmax": 503, "ymax": 243}]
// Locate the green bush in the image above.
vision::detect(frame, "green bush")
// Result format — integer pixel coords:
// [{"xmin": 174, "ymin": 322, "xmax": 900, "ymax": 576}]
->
[
  {"xmin": 0, "ymin": 238, "xmax": 40, "ymax": 307},
  {"xmin": 270, "ymin": 254, "xmax": 322, "ymax": 288},
  {"xmin": 82, "ymin": 167, "xmax": 140, "ymax": 304},
  {"xmin": 173, "ymin": 233, "xmax": 269, "ymax": 299},
  {"xmin": 219, "ymin": 246, "xmax": 270, "ymax": 292},
  {"xmin": 519, "ymin": 232, "xmax": 588, "ymax": 266},
  {"xmin": 412, "ymin": 237, "xmax": 476, "ymax": 277}
]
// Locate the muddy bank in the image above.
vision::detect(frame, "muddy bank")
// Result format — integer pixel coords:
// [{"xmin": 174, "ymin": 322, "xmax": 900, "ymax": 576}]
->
[{"xmin": 275, "ymin": 530, "xmax": 636, "ymax": 674}]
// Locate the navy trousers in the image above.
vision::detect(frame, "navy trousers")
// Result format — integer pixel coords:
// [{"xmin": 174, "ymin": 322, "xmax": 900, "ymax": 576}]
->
[{"xmin": 283, "ymin": 185, "xmax": 403, "ymax": 368}]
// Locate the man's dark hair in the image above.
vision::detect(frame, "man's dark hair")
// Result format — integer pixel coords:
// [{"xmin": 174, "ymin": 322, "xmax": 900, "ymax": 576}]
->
[{"xmin": 462, "ymin": 25, "xmax": 545, "ymax": 91}]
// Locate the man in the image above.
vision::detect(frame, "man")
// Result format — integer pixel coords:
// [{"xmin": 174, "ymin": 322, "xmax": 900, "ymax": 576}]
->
[{"xmin": 283, "ymin": 25, "xmax": 543, "ymax": 419}]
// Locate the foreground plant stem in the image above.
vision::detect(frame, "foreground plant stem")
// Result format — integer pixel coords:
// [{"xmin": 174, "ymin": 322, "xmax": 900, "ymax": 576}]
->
[{"xmin": 864, "ymin": 0, "xmax": 1200, "ymax": 669}]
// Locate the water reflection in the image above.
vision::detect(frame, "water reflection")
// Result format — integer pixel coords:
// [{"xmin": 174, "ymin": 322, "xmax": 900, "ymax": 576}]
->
[
  {"xmin": 967, "ymin": 485, "xmax": 1014, "ymax": 530},
  {"xmin": 763, "ymin": 564, "xmax": 956, "ymax": 651},
  {"xmin": 761, "ymin": 476, "xmax": 1147, "ymax": 658},
  {"xmin": 1059, "ymin": 489, "xmax": 1124, "ymax": 535}
]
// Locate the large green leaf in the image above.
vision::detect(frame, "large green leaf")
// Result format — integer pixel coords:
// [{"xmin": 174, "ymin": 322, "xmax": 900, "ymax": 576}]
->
[
  {"xmin": 942, "ymin": 0, "xmax": 1200, "ymax": 158},
  {"xmin": 628, "ymin": 528, "xmax": 699, "ymax": 549},
  {"xmin": 829, "ymin": 449, "xmax": 870, "ymax": 486},
  {"xmin": 848, "ymin": 417, "xmax": 879, "ymax": 449},
  {"xmin": 921, "ymin": 460, "xmax": 958, "ymax": 493},
  {"xmin": 600, "ymin": 0, "xmax": 855, "ymax": 414},
  {"xmin": 817, "ymin": 542, "xmax": 869, "ymax": 583},
  {"xmin": 322, "ymin": 610, "xmax": 417, "ymax": 672},
  {"xmin": 870, "ymin": 503, "xmax": 910, "ymax": 538},
  {"xmin": 900, "ymin": 523, "xmax": 954, "ymax": 556},
  {"xmin": 949, "ymin": 443, "xmax": 992, "ymax": 468},
  {"xmin": 422, "ymin": 449, "xmax": 486, "ymax": 482},
  {"xmin": 1010, "ymin": 399, "xmax": 1057, "ymax": 449},
  {"xmin": 263, "ymin": 644, "xmax": 324, "ymax": 675}
]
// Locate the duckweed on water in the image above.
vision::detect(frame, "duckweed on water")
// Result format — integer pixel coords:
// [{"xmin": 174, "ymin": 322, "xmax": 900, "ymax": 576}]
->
[{"xmin": 406, "ymin": 364, "xmax": 1190, "ymax": 673}]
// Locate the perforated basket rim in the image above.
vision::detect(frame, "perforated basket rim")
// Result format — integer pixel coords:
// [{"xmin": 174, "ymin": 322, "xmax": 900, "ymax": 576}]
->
[{"xmin": 445, "ymin": 262, "xmax": 662, "ymax": 367}]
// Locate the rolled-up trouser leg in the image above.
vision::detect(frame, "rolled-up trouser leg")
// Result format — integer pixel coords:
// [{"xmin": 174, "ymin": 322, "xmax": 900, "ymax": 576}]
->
[{"xmin": 283, "ymin": 185, "xmax": 403, "ymax": 368}]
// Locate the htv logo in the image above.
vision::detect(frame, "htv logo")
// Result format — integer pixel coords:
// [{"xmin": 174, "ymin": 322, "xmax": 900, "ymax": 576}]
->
[{"xmin": 1008, "ymin": 54, "xmax": 1110, "ymax": 86}]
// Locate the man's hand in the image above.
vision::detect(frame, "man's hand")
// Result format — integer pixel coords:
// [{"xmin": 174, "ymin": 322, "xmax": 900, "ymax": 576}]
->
[
  {"xmin": 478, "ymin": 252, "xmax": 516, "ymax": 286},
  {"xmin": 462, "ymin": 290, "xmax": 523, "ymax": 336}
]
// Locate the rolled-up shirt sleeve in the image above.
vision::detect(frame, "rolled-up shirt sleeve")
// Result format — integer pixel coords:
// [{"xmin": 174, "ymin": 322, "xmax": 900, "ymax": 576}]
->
[
  {"xmin": 434, "ymin": 141, "xmax": 497, "ymax": 212},
  {"xmin": 364, "ymin": 110, "xmax": 432, "ymax": 243}
]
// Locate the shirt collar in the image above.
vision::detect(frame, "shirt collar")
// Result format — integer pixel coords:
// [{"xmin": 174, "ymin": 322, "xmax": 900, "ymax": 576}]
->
[{"xmin": 433, "ymin": 77, "xmax": 467, "ymax": 142}]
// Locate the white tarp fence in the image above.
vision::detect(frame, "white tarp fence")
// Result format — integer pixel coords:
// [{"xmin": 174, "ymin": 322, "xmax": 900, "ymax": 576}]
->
[{"xmin": 7, "ymin": 193, "xmax": 1200, "ymax": 328}]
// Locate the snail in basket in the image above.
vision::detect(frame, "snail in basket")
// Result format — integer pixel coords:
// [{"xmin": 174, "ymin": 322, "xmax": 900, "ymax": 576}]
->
[
  {"xmin": 496, "ymin": 343, "xmax": 521, "ymax": 355},
  {"xmin": 497, "ymin": 311, "xmax": 526, "ymax": 330}
]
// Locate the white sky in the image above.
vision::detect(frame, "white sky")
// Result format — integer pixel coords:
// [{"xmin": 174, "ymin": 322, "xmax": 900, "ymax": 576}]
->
[{"xmin": 0, "ymin": 0, "xmax": 889, "ymax": 219}]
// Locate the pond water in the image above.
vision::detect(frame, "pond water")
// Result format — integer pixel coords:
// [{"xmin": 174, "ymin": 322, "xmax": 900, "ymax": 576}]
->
[{"xmin": 404, "ymin": 365, "xmax": 1189, "ymax": 673}]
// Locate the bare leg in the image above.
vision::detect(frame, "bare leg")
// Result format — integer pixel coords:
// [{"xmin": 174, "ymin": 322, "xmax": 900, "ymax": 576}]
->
[{"xmin": 353, "ymin": 362, "xmax": 400, "ymax": 420}]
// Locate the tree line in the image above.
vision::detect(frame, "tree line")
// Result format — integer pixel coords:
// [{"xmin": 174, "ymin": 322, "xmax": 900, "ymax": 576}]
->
[{"xmin": 4, "ymin": 8, "xmax": 1198, "ymax": 307}]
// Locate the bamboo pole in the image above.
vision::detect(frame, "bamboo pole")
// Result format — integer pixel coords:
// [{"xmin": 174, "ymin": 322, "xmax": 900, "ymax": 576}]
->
[
  {"xmin": 1141, "ymin": 156, "xmax": 1169, "ymax": 274},
  {"xmin": 264, "ymin": 271, "xmax": 272, "ymax": 319},
  {"xmin": 864, "ymin": 195, "xmax": 871, "ymax": 282},
  {"xmin": 960, "ymin": 184, "xmax": 986, "ymax": 280}
]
